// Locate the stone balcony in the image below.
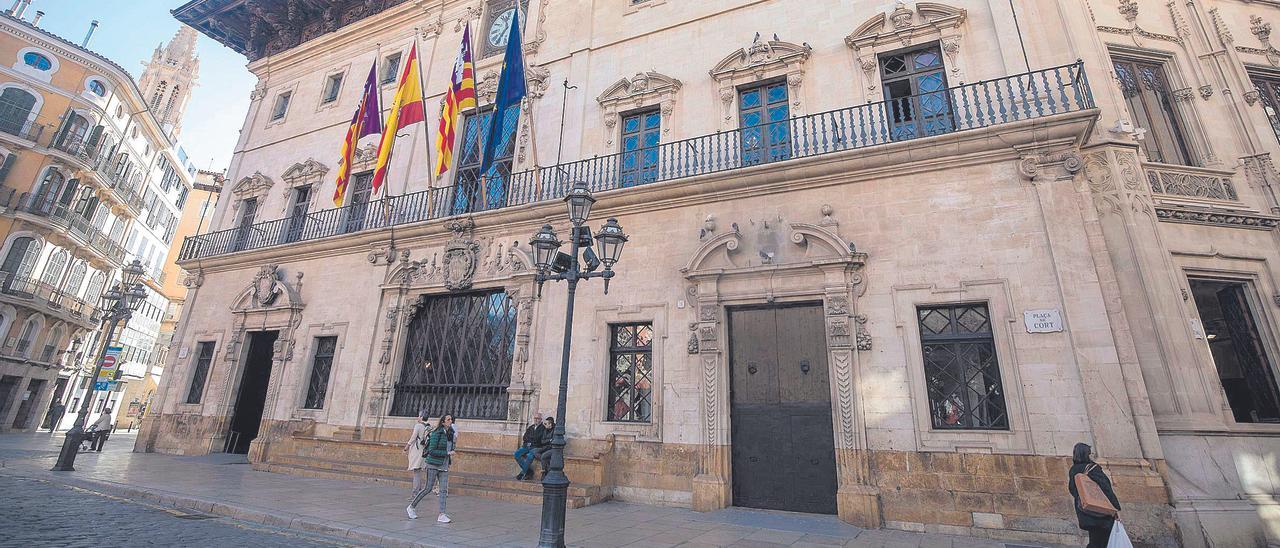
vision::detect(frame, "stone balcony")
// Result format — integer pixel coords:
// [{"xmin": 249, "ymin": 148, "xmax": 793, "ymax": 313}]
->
[
  {"xmin": 179, "ymin": 62, "xmax": 1097, "ymax": 262},
  {"xmin": 1, "ymin": 189, "xmax": 128, "ymax": 268},
  {"xmin": 0, "ymin": 271, "xmax": 101, "ymax": 331}
]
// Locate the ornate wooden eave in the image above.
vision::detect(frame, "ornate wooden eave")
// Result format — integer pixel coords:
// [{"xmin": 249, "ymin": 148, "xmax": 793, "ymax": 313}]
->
[{"xmin": 172, "ymin": 0, "xmax": 412, "ymax": 61}]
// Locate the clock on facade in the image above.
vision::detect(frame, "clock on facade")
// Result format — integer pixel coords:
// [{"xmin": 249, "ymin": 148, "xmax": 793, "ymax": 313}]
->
[{"xmin": 480, "ymin": 0, "xmax": 529, "ymax": 58}]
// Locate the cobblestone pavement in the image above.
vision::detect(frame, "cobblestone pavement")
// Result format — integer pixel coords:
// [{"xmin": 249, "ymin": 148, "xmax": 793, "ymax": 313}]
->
[
  {"xmin": 0, "ymin": 432, "xmax": 1069, "ymax": 547},
  {"xmin": 0, "ymin": 474, "xmax": 348, "ymax": 547}
]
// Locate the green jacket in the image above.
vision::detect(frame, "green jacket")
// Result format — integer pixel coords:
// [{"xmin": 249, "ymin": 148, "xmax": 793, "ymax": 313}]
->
[{"xmin": 424, "ymin": 428, "xmax": 452, "ymax": 467}]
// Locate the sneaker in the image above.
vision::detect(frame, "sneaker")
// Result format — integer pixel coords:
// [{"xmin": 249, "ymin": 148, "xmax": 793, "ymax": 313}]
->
[
  {"xmin": 437, "ymin": 513, "xmax": 452, "ymax": 523},
  {"xmin": 430, "ymin": 487, "xmax": 439, "ymax": 495},
  {"xmin": 406, "ymin": 505, "xmax": 417, "ymax": 520}
]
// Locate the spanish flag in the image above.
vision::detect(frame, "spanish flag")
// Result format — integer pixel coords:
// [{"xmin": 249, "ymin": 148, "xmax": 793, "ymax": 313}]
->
[
  {"xmin": 371, "ymin": 43, "xmax": 426, "ymax": 195},
  {"xmin": 435, "ymin": 24, "xmax": 477, "ymax": 178},
  {"xmin": 334, "ymin": 63, "xmax": 384, "ymax": 206}
]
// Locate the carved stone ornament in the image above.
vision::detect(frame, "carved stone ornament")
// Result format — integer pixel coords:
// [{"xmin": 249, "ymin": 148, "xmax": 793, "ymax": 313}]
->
[
  {"xmin": 442, "ymin": 218, "xmax": 481, "ymax": 290},
  {"xmin": 1245, "ymin": 89, "xmax": 1262, "ymax": 106},
  {"xmin": 855, "ymin": 314, "xmax": 872, "ymax": 351},
  {"xmin": 1096, "ymin": 0, "xmax": 1182, "ymax": 46},
  {"xmin": 280, "ymin": 158, "xmax": 329, "ymax": 203},
  {"xmin": 253, "ymin": 264, "xmax": 282, "ymax": 306},
  {"xmin": 687, "ymin": 322, "xmax": 699, "ymax": 354},
  {"xmin": 846, "ymin": 2, "xmax": 967, "ymax": 99},
  {"xmin": 231, "ymin": 171, "xmax": 273, "ymax": 200},
  {"xmin": 711, "ymin": 35, "xmax": 811, "ymax": 121},
  {"xmin": 526, "ymin": 65, "xmax": 550, "ymax": 99},
  {"xmin": 597, "ymin": 71, "xmax": 682, "ymax": 148},
  {"xmin": 1238, "ymin": 15, "xmax": 1280, "ymax": 66},
  {"xmin": 477, "ymin": 69, "xmax": 500, "ymax": 103}
]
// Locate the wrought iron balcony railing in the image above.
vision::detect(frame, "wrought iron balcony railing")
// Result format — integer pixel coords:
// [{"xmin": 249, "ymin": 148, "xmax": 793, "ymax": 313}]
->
[
  {"xmin": 179, "ymin": 62, "xmax": 1095, "ymax": 261},
  {"xmin": 8, "ymin": 192, "xmax": 128, "ymax": 263},
  {"xmin": 0, "ymin": 271, "xmax": 102, "ymax": 325}
]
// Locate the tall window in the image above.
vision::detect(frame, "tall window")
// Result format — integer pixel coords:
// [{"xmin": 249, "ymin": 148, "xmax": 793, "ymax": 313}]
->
[
  {"xmin": 185, "ymin": 341, "xmax": 216, "ymax": 404},
  {"xmin": 343, "ymin": 174, "xmax": 372, "ymax": 233},
  {"xmin": 619, "ymin": 109, "xmax": 660, "ymax": 187},
  {"xmin": 452, "ymin": 105, "xmax": 520, "ymax": 214},
  {"xmin": 39, "ymin": 250, "xmax": 67, "ymax": 287},
  {"xmin": 917, "ymin": 303, "xmax": 1008, "ymax": 430},
  {"xmin": 15, "ymin": 317, "xmax": 39, "ymax": 356},
  {"xmin": 84, "ymin": 271, "xmax": 106, "ymax": 306},
  {"xmin": 151, "ymin": 81, "xmax": 168, "ymax": 109},
  {"xmin": 321, "ymin": 73, "xmax": 343, "ymax": 104},
  {"xmin": 235, "ymin": 197, "xmax": 258, "ymax": 250},
  {"xmin": 55, "ymin": 113, "xmax": 91, "ymax": 150},
  {"xmin": 64, "ymin": 262, "xmax": 86, "ymax": 295},
  {"xmin": 304, "ymin": 336, "xmax": 337, "ymax": 409},
  {"xmin": 40, "ymin": 325, "xmax": 63, "ymax": 362},
  {"xmin": 286, "ymin": 185, "xmax": 312, "ymax": 242},
  {"xmin": 1251, "ymin": 72, "xmax": 1280, "ymax": 146},
  {"xmin": 270, "ymin": 91, "xmax": 292, "ymax": 121},
  {"xmin": 32, "ymin": 168, "xmax": 66, "ymax": 214},
  {"xmin": 738, "ymin": 80, "xmax": 791, "ymax": 166},
  {"xmin": 0, "ymin": 88, "xmax": 36, "ymax": 136},
  {"xmin": 1190, "ymin": 278, "xmax": 1280, "ymax": 423},
  {"xmin": 381, "ymin": 52, "xmax": 402, "ymax": 84},
  {"xmin": 1, "ymin": 236, "xmax": 40, "ymax": 286},
  {"xmin": 391, "ymin": 291, "xmax": 518, "ymax": 419},
  {"xmin": 881, "ymin": 44, "xmax": 952, "ymax": 140},
  {"xmin": 1112, "ymin": 57, "xmax": 1193, "ymax": 165},
  {"xmin": 607, "ymin": 323, "xmax": 654, "ymax": 422}
]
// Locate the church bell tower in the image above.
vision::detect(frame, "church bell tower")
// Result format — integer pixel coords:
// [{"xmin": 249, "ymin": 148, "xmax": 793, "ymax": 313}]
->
[{"xmin": 138, "ymin": 25, "xmax": 200, "ymax": 140}]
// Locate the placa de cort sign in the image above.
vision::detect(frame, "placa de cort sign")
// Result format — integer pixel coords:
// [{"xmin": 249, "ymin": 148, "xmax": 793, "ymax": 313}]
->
[{"xmin": 1023, "ymin": 309, "xmax": 1063, "ymax": 333}]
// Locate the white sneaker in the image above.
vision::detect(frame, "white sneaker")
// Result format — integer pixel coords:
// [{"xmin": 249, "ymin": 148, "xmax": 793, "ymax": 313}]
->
[
  {"xmin": 437, "ymin": 513, "xmax": 452, "ymax": 523},
  {"xmin": 406, "ymin": 505, "xmax": 417, "ymax": 519}
]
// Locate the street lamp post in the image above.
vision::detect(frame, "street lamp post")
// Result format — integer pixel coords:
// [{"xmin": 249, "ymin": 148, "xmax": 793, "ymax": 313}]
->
[
  {"xmin": 52, "ymin": 259, "xmax": 148, "ymax": 472},
  {"xmin": 531, "ymin": 181, "xmax": 628, "ymax": 548}
]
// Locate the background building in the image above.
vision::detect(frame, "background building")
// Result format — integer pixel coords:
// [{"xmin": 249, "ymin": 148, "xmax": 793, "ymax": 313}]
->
[
  {"xmin": 146, "ymin": 1, "xmax": 1280, "ymax": 546},
  {"xmin": 0, "ymin": 6, "xmax": 195, "ymax": 434}
]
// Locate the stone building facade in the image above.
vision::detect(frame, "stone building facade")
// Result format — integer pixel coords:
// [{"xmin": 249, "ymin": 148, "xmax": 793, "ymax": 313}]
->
[
  {"xmin": 0, "ymin": 10, "xmax": 193, "ymax": 433},
  {"xmin": 146, "ymin": 1, "xmax": 1280, "ymax": 545}
]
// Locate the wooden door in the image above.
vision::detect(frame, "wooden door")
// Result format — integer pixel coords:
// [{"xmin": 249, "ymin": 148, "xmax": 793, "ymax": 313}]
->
[{"xmin": 729, "ymin": 304, "xmax": 838, "ymax": 514}]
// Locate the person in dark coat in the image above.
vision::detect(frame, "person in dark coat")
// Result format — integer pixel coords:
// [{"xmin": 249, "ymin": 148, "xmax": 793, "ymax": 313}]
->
[
  {"xmin": 513, "ymin": 412, "xmax": 544, "ymax": 480},
  {"xmin": 1067, "ymin": 442, "xmax": 1121, "ymax": 548},
  {"xmin": 533, "ymin": 417, "xmax": 555, "ymax": 479}
]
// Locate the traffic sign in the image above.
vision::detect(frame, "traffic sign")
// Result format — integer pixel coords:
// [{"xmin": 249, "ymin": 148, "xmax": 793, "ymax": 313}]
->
[
  {"xmin": 96, "ymin": 346, "xmax": 123, "ymax": 382},
  {"xmin": 94, "ymin": 381, "xmax": 111, "ymax": 391}
]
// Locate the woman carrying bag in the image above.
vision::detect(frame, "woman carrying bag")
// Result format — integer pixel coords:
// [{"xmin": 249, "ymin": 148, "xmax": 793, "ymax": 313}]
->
[
  {"xmin": 403, "ymin": 410, "xmax": 431, "ymax": 495},
  {"xmin": 1067, "ymin": 442, "xmax": 1124, "ymax": 548},
  {"xmin": 407, "ymin": 414, "xmax": 455, "ymax": 523}
]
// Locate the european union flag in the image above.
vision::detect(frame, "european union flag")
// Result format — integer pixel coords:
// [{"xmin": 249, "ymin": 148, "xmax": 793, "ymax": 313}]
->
[{"xmin": 478, "ymin": 9, "xmax": 526, "ymax": 185}]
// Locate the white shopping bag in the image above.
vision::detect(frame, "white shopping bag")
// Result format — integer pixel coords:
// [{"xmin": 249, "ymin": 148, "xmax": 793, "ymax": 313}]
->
[{"xmin": 1108, "ymin": 520, "xmax": 1134, "ymax": 548}]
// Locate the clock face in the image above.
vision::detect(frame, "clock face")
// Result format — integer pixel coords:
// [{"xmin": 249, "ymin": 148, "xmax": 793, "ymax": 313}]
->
[{"xmin": 488, "ymin": 8, "xmax": 516, "ymax": 48}]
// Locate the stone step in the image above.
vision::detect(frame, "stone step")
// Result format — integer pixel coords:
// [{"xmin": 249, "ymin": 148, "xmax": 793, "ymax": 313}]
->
[
  {"xmin": 256, "ymin": 461, "xmax": 605, "ymax": 509},
  {"xmin": 269, "ymin": 453, "xmax": 605, "ymax": 499}
]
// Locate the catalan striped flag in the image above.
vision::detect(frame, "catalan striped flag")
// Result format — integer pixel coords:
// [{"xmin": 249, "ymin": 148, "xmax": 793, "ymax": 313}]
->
[
  {"xmin": 435, "ymin": 23, "xmax": 477, "ymax": 178},
  {"xmin": 371, "ymin": 43, "xmax": 426, "ymax": 195},
  {"xmin": 334, "ymin": 63, "xmax": 383, "ymax": 206}
]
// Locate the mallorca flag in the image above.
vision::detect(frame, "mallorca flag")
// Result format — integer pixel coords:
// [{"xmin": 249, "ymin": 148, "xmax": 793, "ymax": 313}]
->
[
  {"xmin": 334, "ymin": 63, "xmax": 383, "ymax": 206},
  {"xmin": 435, "ymin": 23, "xmax": 477, "ymax": 178},
  {"xmin": 370, "ymin": 43, "xmax": 426, "ymax": 195}
]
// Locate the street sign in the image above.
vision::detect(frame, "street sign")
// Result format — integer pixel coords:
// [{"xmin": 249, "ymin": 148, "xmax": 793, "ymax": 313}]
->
[
  {"xmin": 94, "ymin": 381, "xmax": 112, "ymax": 390},
  {"xmin": 96, "ymin": 346, "xmax": 123, "ymax": 382}
]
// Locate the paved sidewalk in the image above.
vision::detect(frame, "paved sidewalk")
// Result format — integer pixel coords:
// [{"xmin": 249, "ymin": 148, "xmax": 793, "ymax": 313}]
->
[{"xmin": 0, "ymin": 432, "xmax": 1060, "ymax": 547}]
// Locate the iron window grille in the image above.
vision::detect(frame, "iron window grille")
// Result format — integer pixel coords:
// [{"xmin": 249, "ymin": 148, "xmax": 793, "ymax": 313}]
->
[
  {"xmin": 607, "ymin": 323, "xmax": 654, "ymax": 422},
  {"xmin": 1111, "ymin": 57, "xmax": 1193, "ymax": 166},
  {"xmin": 304, "ymin": 336, "xmax": 337, "ymax": 409},
  {"xmin": 1251, "ymin": 72, "xmax": 1280, "ymax": 146},
  {"xmin": 185, "ymin": 341, "xmax": 216, "ymax": 404},
  {"xmin": 917, "ymin": 303, "xmax": 1008, "ymax": 430},
  {"xmin": 619, "ymin": 108, "xmax": 661, "ymax": 187},
  {"xmin": 738, "ymin": 79, "xmax": 791, "ymax": 166},
  {"xmin": 391, "ymin": 290, "xmax": 518, "ymax": 420}
]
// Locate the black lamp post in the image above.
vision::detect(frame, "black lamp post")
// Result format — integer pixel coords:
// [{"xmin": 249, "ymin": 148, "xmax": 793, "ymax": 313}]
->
[
  {"xmin": 52, "ymin": 259, "xmax": 148, "ymax": 471},
  {"xmin": 532, "ymin": 181, "xmax": 627, "ymax": 547}
]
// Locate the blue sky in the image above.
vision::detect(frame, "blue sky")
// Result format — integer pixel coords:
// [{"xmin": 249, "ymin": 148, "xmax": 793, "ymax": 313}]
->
[{"xmin": 32, "ymin": 0, "xmax": 254, "ymax": 172}]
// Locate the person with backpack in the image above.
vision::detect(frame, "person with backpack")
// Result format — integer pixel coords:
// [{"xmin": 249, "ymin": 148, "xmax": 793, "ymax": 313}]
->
[
  {"xmin": 1068, "ymin": 442, "xmax": 1122, "ymax": 548},
  {"xmin": 403, "ymin": 410, "xmax": 431, "ymax": 495},
  {"xmin": 407, "ymin": 414, "xmax": 454, "ymax": 523}
]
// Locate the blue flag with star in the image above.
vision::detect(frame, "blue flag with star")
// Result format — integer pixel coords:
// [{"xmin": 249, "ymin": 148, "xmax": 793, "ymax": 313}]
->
[{"xmin": 478, "ymin": 9, "xmax": 526, "ymax": 186}]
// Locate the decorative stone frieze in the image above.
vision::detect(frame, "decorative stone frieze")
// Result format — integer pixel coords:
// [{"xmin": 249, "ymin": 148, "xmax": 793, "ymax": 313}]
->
[
  {"xmin": 710, "ymin": 35, "xmax": 810, "ymax": 124},
  {"xmin": 597, "ymin": 71, "xmax": 682, "ymax": 150},
  {"xmin": 1154, "ymin": 206, "xmax": 1280, "ymax": 230},
  {"xmin": 845, "ymin": 2, "xmax": 967, "ymax": 101}
]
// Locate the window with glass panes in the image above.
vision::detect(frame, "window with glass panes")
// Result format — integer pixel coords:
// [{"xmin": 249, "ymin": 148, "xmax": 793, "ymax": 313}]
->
[
  {"xmin": 271, "ymin": 91, "xmax": 292, "ymax": 121},
  {"xmin": 452, "ymin": 105, "xmax": 519, "ymax": 214},
  {"xmin": 381, "ymin": 53, "xmax": 402, "ymax": 84},
  {"xmin": 322, "ymin": 73, "xmax": 343, "ymax": 103},
  {"xmin": 287, "ymin": 184, "xmax": 312, "ymax": 242},
  {"xmin": 881, "ymin": 44, "xmax": 953, "ymax": 140},
  {"xmin": 1111, "ymin": 57, "xmax": 1193, "ymax": 165},
  {"xmin": 620, "ymin": 108, "xmax": 660, "ymax": 187},
  {"xmin": 917, "ymin": 303, "xmax": 1008, "ymax": 430},
  {"xmin": 607, "ymin": 323, "xmax": 654, "ymax": 422},
  {"xmin": 185, "ymin": 341, "xmax": 216, "ymax": 404},
  {"xmin": 343, "ymin": 173, "xmax": 373, "ymax": 233},
  {"xmin": 1251, "ymin": 72, "xmax": 1280, "ymax": 145},
  {"xmin": 738, "ymin": 80, "xmax": 791, "ymax": 166},
  {"xmin": 304, "ymin": 336, "xmax": 337, "ymax": 409}
]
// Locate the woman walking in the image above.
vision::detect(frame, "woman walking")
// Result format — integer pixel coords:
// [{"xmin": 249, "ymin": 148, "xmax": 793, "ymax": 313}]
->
[
  {"xmin": 403, "ymin": 411, "xmax": 431, "ymax": 495},
  {"xmin": 407, "ymin": 414, "xmax": 454, "ymax": 523},
  {"xmin": 1068, "ymin": 442, "xmax": 1121, "ymax": 548}
]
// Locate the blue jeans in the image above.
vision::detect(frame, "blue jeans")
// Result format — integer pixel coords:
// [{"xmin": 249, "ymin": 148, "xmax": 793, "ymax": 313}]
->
[{"xmin": 514, "ymin": 447, "xmax": 535, "ymax": 475}]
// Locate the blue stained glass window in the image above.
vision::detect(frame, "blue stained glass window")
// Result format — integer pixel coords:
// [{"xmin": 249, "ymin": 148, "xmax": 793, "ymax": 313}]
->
[
  {"xmin": 738, "ymin": 80, "xmax": 791, "ymax": 167},
  {"xmin": 453, "ymin": 104, "xmax": 520, "ymax": 214},
  {"xmin": 620, "ymin": 108, "xmax": 661, "ymax": 187},
  {"xmin": 23, "ymin": 52, "xmax": 51, "ymax": 71}
]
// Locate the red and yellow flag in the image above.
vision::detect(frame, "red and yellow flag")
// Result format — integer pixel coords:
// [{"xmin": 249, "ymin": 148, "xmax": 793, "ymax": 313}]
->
[
  {"xmin": 334, "ymin": 63, "xmax": 384, "ymax": 206},
  {"xmin": 435, "ymin": 23, "xmax": 477, "ymax": 178},
  {"xmin": 371, "ymin": 43, "xmax": 426, "ymax": 195}
]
